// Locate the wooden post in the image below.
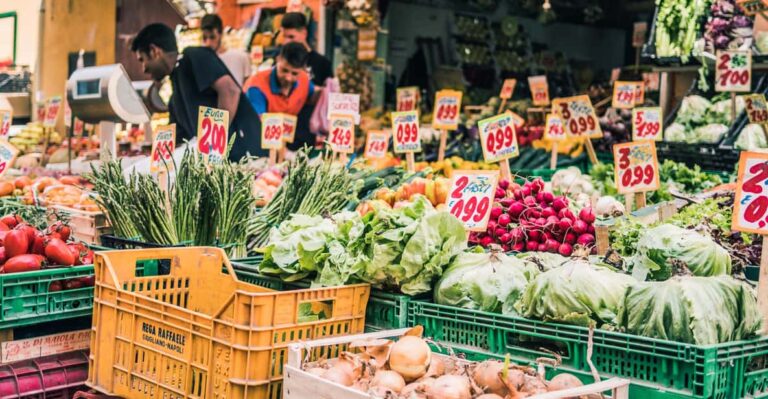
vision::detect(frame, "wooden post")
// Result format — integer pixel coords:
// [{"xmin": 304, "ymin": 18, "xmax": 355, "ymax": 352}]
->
[
  {"xmin": 731, "ymin": 92, "xmax": 737, "ymax": 123},
  {"xmin": 499, "ymin": 160, "xmax": 512, "ymax": 183},
  {"xmin": 595, "ymin": 224, "xmax": 610, "ymax": 256},
  {"xmin": 438, "ymin": 129, "xmax": 448, "ymax": 162},
  {"xmin": 657, "ymin": 201, "xmax": 677, "ymax": 222},
  {"xmin": 584, "ymin": 139, "xmax": 599, "ymax": 165},
  {"xmin": 278, "ymin": 146, "xmax": 286, "ymax": 163},
  {"xmin": 759, "ymin": 243, "xmax": 768, "ymax": 332},
  {"xmin": 268, "ymin": 149, "xmax": 277, "ymax": 166},
  {"xmin": 498, "ymin": 99, "xmax": 508, "ymax": 114},
  {"xmin": 625, "ymin": 193, "xmax": 634, "ymax": 213},
  {"xmin": 405, "ymin": 152, "xmax": 415, "ymax": 173},
  {"xmin": 634, "ymin": 192, "xmax": 647, "ymax": 209},
  {"xmin": 339, "ymin": 152, "xmax": 348, "ymax": 165},
  {"xmin": 550, "ymin": 142, "xmax": 559, "ymax": 170}
]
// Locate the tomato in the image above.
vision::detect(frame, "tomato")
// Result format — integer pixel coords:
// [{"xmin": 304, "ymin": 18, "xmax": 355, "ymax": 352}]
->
[
  {"xmin": 64, "ymin": 279, "xmax": 84, "ymax": 290},
  {"xmin": 0, "ymin": 247, "xmax": 7, "ymax": 265},
  {"xmin": 58, "ymin": 176, "xmax": 81, "ymax": 186},
  {"xmin": 48, "ymin": 280, "xmax": 63, "ymax": 292},
  {"xmin": 4, "ymin": 229, "xmax": 29, "ymax": 258},
  {"xmin": 0, "ymin": 222, "xmax": 9, "ymax": 232},
  {"xmin": 3, "ymin": 254, "xmax": 45, "ymax": 273},
  {"xmin": 0, "ymin": 215, "xmax": 22, "ymax": 228},
  {"xmin": 66, "ymin": 243, "xmax": 86, "ymax": 265},
  {"xmin": 49, "ymin": 221, "xmax": 71, "ymax": 242},
  {"xmin": 14, "ymin": 224, "xmax": 38, "ymax": 244},
  {"xmin": 80, "ymin": 275, "xmax": 95, "ymax": 287},
  {"xmin": 80, "ymin": 249, "xmax": 94, "ymax": 265},
  {"xmin": 31, "ymin": 233, "xmax": 45, "ymax": 255},
  {"xmin": 45, "ymin": 238, "xmax": 75, "ymax": 266}
]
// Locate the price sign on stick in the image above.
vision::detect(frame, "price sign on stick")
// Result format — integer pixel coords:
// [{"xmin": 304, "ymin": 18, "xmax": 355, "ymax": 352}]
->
[
  {"xmin": 396, "ymin": 87, "xmax": 419, "ymax": 112},
  {"xmin": 391, "ymin": 111, "xmax": 421, "ymax": 153},
  {"xmin": 328, "ymin": 93, "xmax": 361, "ymax": 123},
  {"xmin": 73, "ymin": 118, "xmax": 84, "ymax": 136},
  {"xmin": 197, "ymin": 106, "xmax": 229, "ymax": 164},
  {"xmin": 432, "ymin": 90, "xmax": 462, "ymax": 130},
  {"xmin": 528, "ymin": 76, "xmax": 550, "ymax": 106},
  {"xmin": 365, "ymin": 130, "xmax": 390, "ymax": 159},
  {"xmin": 329, "ymin": 114, "xmax": 355, "ymax": 154},
  {"xmin": 0, "ymin": 110, "xmax": 11, "ymax": 138},
  {"xmin": 44, "ymin": 96, "xmax": 62, "ymax": 127},
  {"xmin": 732, "ymin": 152, "xmax": 768, "ymax": 233},
  {"xmin": 745, "ymin": 94, "xmax": 768, "ymax": 124},
  {"xmin": 446, "ymin": 170, "xmax": 500, "ymax": 232},
  {"xmin": 716, "ymin": 50, "xmax": 752, "ymax": 92},
  {"xmin": 261, "ymin": 113, "xmax": 284, "ymax": 150},
  {"xmin": 612, "ymin": 81, "xmax": 636, "ymax": 109},
  {"xmin": 479, "ymin": 112, "xmax": 519, "ymax": 182},
  {"xmin": 499, "ymin": 79, "xmax": 517, "ymax": 100},
  {"xmin": 545, "ymin": 114, "xmax": 566, "ymax": 169},
  {"xmin": 613, "ymin": 141, "xmax": 660, "ymax": 196},
  {"xmin": 632, "ymin": 107, "xmax": 663, "ymax": 141},
  {"xmin": 634, "ymin": 82, "xmax": 646, "ymax": 105},
  {"xmin": 552, "ymin": 95, "xmax": 602, "ymax": 139},
  {"xmin": 150, "ymin": 125, "xmax": 176, "ymax": 173},
  {"xmin": 282, "ymin": 114, "xmax": 297, "ymax": 144},
  {"xmin": 0, "ymin": 141, "xmax": 19, "ymax": 179}
]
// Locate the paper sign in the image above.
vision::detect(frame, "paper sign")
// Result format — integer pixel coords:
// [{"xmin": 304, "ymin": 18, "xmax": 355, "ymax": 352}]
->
[
  {"xmin": 643, "ymin": 72, "xmax": 660, "ymax": 91},
  {"xmin": 396, "ymin": 87, "xmax": 419, "ymax": 112},
  {"xmin": 432, "ymin": 90, "xmax": 463, "ymax": 130},
  {"xmin": 446, "ymin": 170, "xmax": 500, "ymax": 232},
  {"xmin": 479, "ymin": 112, "xmax": 519, "ymax": 163},
  {"xmin": 716, "ymin": 50, "xmax": 752, "ymax": 92},
  {"xmin": 737, "ymin": 0, "xmax": 768, "ymax": 15},
  {"xmin": 36, "ymin": 102, "xmax": 45, "ymax": 123},
  {"xmin": 634, "ymin": 82, "xmax": 646, "ymax": 105},
  {"xmin": 64, "ymin": 101, "xmax": 71, "ymax": 127},
  {"xmin": 328, "ymin": 93, "xmax": 361, "ymax": 124},
  {"xmin": 745, "ymin": 94, "xmax": 768, "ymax": 124},
  {"xmin": 1, "ymin": 329, "xmax": 90, "ymax": 364},
  {"xmin": 610, "ymin": 68, "xmax": 621, "ymax": 84},
  {"xmin": 613, "ymin": 141, "xmax": 660, "ymax": 195},
  {"xmin": 632, "ymin": 22, "xmax": 648, "ymax": 48},
  {"xmin": 0, "ymin": 110, "xmax": 11, "ymax": 138},
  {"xmin": 499, "ymin": 79, "xmax": 517, "ymax": 100},
  {"xmin": 73, "ymin": 118, "xmax": 84, "ymax": 136},
  {"xmin": 0, "ymin": 140, "xmax": 18, "ymax": 179},
  {"xmin": 197, "ymin": 106, "xmax": 229, "ymax": 164},
  {"xmin": 612, "ymin": 81, "xmax": 637, "ymax": 109},
  {"xmin": 365, "ymin": 130, "xmax": 390, "ymax": 159},
  {"xmin": 632, "ymin": 107, "xmax": 663, "ymax": 141},
  {"xmin": 44, "ymin": 96, "xmax": 62, "ymax": 127},
  {"xmin": 151, "ymin": 124, "xmax": 176, "ymax": 173},
  {"xmin": 552, "ymin": 95, "xmax": 602, "ymax": 139},
  {"xmin": 544, "ymin": 114, "xmax": 566, "ymax": 141},
  {"xmin": 528, "ymin": 75, "xmax": 550, "ymax": 106},
  {"xmin": 508, "ymin": 111, "xmax": 526, "ymax": 130},
  {"xmin": 251, "ymin": 45, "xmax": 264, "ymax": 65},
  {"xmin": 391, "ymin": 111, "xmax": 421, "ymax": 153},
  {"xmin": 282, "ymin": 114, "xmax": 297, "ymax": 143},
  {"xmin": 329, "ymin": 114, "xmax": 355, "ymax": 154},
  {"xmin": 261, "ymin": 113, "xmax": 284, "ymax": 150},
  {"xmin": 732, "ymin": 151, "xmax": 768, "ymax": 233}
]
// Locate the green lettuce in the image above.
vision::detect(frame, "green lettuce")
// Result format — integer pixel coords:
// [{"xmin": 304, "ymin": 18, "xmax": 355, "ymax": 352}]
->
[
  {"xmin": 516, "ymin": 252, "xmax": 569, "ymax": 272},
  {"xmin": 258, "ymin": 215, "xmax": 336, "ymax": 281}
]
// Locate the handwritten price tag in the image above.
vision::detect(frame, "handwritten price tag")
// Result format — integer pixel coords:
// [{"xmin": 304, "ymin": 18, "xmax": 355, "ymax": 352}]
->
[
  {"xmin": 528, "ymin": 76, "xmax": 550, "ymax": 106},
  {"xmin": 612, "ymin": 81, "xmax": 636, "ymax": 109},
  {"xmin": 36, "ymin": 102, "xmax": 45, "ymax": 123},
  {"xmin": 44, "ymin": 96, "xmax": 62, "ymax": 127},
  {"xmin": 552, "ymin": 95, "xmax": 602, "ymax": 139},
  {"xmin": 544, "ymin": 114, "xmax": 566, "ymax": 141},
  {"xmin": 150, "ymin": 124, "xmax": 176, "ymax": 173},
  {"xmin": 197, "ymin": 106, "xmax": 229, "ymax": 164},
  {"xmin": 391, "ymin": 110, "xmax": 421, "ymax": 153},
  {"xmin": 261, "ymin": 113, "xmax": 284, "ymax": 150},
  {"xmin": 745, "ymin": 94, "xmax": 768, "ymax": 124},
  {"xmin": 613, "ymin": 141, "xmax": 660, "ymax": 195},
  {"xmin": 716, "ymin": 50, "xmax": 752, "ymax": 92},
  {"xmin": 446, "ymin": 170, "xmax": 500, "ymax": 231},
  {"xmin": 0, "ymin": 110, "xmax": 11, "ymax": 138},
  {"xmin": 634, "ymin": 82, "xmax": 646, "ymax": 105},
  {"xmin": 500, "ymin": 79, "xmax": 517, "ymax": 100},
  {"xmin": 365, "ymin": 130, "xmax": 390, "ymax": 159},
  {"xmin": 396, "ymin": 86, "xmax": 419, "ymax": 112},
  {"xmin": 328, "ymin": 93, "xmax": 361, "ymax": 123},
  {"xmin": 479, "ymin": 112, "xmax": 519, "ymax": 163},
  {"xmin": 329, "ymin": 114, "xmax": 355, "ymax": 154},
  {"xmin": 0, "ymin": 140, "xmax": 19, "ymax": 179},
  {"xmin": 282, "ymin": 114, "xmax": 297, "ymax": 144},
  {"xmin": 732, "ymin": 151, "xmax": 768, "ymax": 233},
  {"xmin": 632, "ymin": 107, "xmax": 663, "ymax": 141},
  {"xmin": 432, "ymin": 90, "xmax": 463, "ymax": 130}
]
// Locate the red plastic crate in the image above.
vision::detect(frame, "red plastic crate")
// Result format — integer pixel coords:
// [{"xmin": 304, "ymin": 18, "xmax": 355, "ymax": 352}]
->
[{"xmin": 0, "ymin": 350, "xmax": 88, "ymax": 398}]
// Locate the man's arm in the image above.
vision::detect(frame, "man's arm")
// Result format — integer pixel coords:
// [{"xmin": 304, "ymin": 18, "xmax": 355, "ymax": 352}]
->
[{"xmin": 212, "ymin": 75, "xmax": 242, "ymax": 121}]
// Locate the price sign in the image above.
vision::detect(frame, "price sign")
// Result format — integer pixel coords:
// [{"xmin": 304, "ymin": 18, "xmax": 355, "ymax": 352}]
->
[
  {"xmin": 643, "ymin": 72, "xmax": 660, "ymax": 91},
  {"xmin": 73, "ymin": 118, "xmax": 84, "ymax": 136},
  {"xmin": 286, "ymin": 0, "xmax": 303, "ymax": 12},
  {"xmin": 499, "ymin": 79, "xmax": 517, "ymax": 100},
  {"xmin": 0, "ymin": 141, "xmax": 19, "ymax": 179},
  {"xmin": 391, "ymin": 111, "xmax": 421, "ymax": 153},
  {"xmin": 528, "ymin": 75, "xmax": 550, "ymax": 106},
  {"xmin": 745, "ymin": 94, "xmax": 768, "ymax": 124},
  {"xmin": 446, "ymin": 170, "xmax": 500, "ymax": 231},
  {"xmin": 329, "ymin": 114, "xmax": 355, "ymax": 154},
  {"xmin": 365, "ymin": 130, "xmax": 390, "ymax": 159},
  {"xmin": 732, "ymin": 151, "xmax": 768, "ymax": 233},
  {"xmin": 544, "ymin": 114, "xmax": 566, "ymax": 141},
  {"xmin": 0, "ymin": 110, "xmax": 11, "ymax": 138},
  {"xmin": 44, "ymin": 96, "xmax": 62, "ymax": 127},
  {"xmin": 396, "ymin": 86, "xmax": 419, "ymax": 112},
  {"xmin": 282, "ymin": 114, "xmax": 297, "ymax": 143},
  {"xmin": 634, "ymin": 82, "xmax": 646, "ymax": 105},
  {"xmin": 261, "ymin": 113, "xmax": 284, "ymax": 150},
  {"xmin": 328, "ymin": 93, "xmax": 361, "ymax": 123},
  {"xmin": 612, "ymin": 141, "xmax": 660, "ymax": 195},
  {"xmin": 150, "ymin": 124, "xmax": 176, "ymax": 173},
  {"xmin": 632, "ymin": 22, "xmax": 648, "ymax": 48},
  {"xmin": 737, "ymin": 0, "xmax": 768, "ymax": 16},
  {"xmin": 632, "ymin": 107, "xmax": 663, "ymax": 141},
  {"xmin": 612, "ymin": 81, "xmax": 636, "ymax": 109},
  {"xmin": 432, "ymin": 90, "xmax": 463, "ymax": 130},
  {"xmin": 251, "ymin": 45, "xmax": 264, "ymax": 65},
  {"xmin": 610, "ymin": 68, "xmax": 621, "ymax": 84},
  {"xmin": 64, "ymin": 101, "xmax": 71, "ymax": 127},
  {"xmin": 197, "ymin": 106, "xmax": 229, "ymax": 164},
  {"xmin": 479, "ymin": 112, "xmax": 519, "ymax": 163},
  {"xmin": 552, "ymin": 95, "xmax": 602, "ymax": 139},
  {"xmin": 716, "ymin": 50, "xmax": 752, "ymax": 92},
  {"xmin": 36, "ymin": 102, "xmax": 45, "ymax": 123}
]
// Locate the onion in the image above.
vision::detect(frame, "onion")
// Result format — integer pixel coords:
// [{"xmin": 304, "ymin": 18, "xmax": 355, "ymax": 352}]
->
[
  {"xmin": 389, "ymin": 336, "xmax": 432, "ymax": 382},
  {"xmin": 333, "ymin": 352, "xmax": 363, "ymax": 380},
  {"xmin": 472, "ymin": 361, "xmax": 507, "ymax": 395},
  {"xmin": 424, "ymin": 357, "xmax": 446, "ymax": 378},
  {"xmin": 321, "ymin": 366, "xmax": 354, "ymax": 386},
  {"xmin": 475, "ymin": 395, "xmax": 504, "ymax": 399},
  {"xmin": 425, "ymin": 375, "xmax": 471, "ymax": 399},
  {"xmin": 351, "ymin": 338, "xmax": 392, "ymax": 368},
  {"xmin": 371, "ymin": 370, "xmax": 406, "ymax": 394},
  {"xmin": 521, "ymin": 375, "xmax": 548, "ymax": 394},
  {"xmin": 547, "ymin": 373, "xmax": 583, "ymax": 398}
]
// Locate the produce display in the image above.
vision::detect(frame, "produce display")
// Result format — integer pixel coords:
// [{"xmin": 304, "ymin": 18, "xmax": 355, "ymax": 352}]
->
[
  {"xmin": 666, "ymin": 94, "xmax": 743, "ymax": 144},
  {"xmin": 653, "ymin": 0, "xmax": 712, "ymax": 59}
]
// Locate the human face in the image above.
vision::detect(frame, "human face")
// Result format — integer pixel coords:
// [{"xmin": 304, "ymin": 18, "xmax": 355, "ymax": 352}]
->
[
  {"xmin": 202, "ymin": 29, "xmax": 222, "ymax": 51},
  {"xmin": 135, "ymin": 45, "xmax": 170, "ymax": 81},
  {"xmin": 275, "ymin": 56, "xmax": 304, "ymax": 90},
  {"xmin": 282, "ymin": 28, "xmax": 307, "ymax": 46}
]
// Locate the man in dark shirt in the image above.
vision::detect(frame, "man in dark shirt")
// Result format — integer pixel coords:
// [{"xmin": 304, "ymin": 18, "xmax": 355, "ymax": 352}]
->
[
  {"xmin": 281, "ymin": 13, "xmax": 333, "ymax": 86},
  {"xmin": 131, "ymin": 23, "xmax": 265, "ymax": 161}
]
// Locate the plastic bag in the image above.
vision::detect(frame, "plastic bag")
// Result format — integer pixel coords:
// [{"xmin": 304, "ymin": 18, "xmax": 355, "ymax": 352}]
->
[{"xmin": 310, "ymin": 77, "xmax": 339, "ymax": 135}]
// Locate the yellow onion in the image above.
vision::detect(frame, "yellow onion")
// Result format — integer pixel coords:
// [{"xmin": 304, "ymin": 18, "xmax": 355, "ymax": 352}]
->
[
  {"xmin": 321, "ymin": 366, "xmax": 354, "ymax": 386},
  {"xmin": 547, "ymin": 373, "xmax": 583, "ymax": 398},
  {"xmin": 424, "ymin": 357, "xmax": 446, "ymax": 378},
  {"xmin": 370, "ymin": 370, "xmax": 406, "ymax": 394},
  {"xmin": 475, "ymin": 395, "xmax": 504, "ymax": 399},
  {"xmin": 388, "ymin": 336, "xmax": 432, "ymax": 382},
  {"xmin": 425, "ymin": 375, "xmax": 471, "ymax": 399}
]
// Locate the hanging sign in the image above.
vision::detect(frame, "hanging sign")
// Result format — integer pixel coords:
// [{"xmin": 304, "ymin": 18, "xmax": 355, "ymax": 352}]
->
[
  {"xmin": 552, "ymin": 95, "xmax": 602, "ymax": 139},
  {"xmin": 528, "ymin": 75, "xmax": 550, "ymax": 106},
  {"xmin": 613, "ymin": 141, "xmax": 661, "ymax": 195},
  {"xmin": 632, "ymin": 107, "xmax": 663, "ymax": 141},
  {"xmin": 432, "ymin": 90, "xmax": 463, "ymax": 130},
  {"xmin": 391, "ymin": 111, "xmax": 421, "ymax": 153},
  {"xmin": 150, "ymin": 124, "xmax": 176, "ymax": 173},
  {"xmin": 396, "ymin": 86, "xmax": 419, "ymax": 112},
  {"xmin": 364, "ymin": 130, "xmax": 390, "ymax": 159},
  {"xmin": 329, "ymin": 114, "xmax": 355, "ymax": 154},
  {"xmin": 632, "ymin": 22, "xmax": 648, "ymax": 48},
  {"xmin": 634, "ymin": 82, "xmax": 646, "ymax": 105},
  {"xmin": 716, "ymin": 50, "xmax": 752, "ymax": 92},
  {"xmin": 73, "ymin": 118, "xmax": 84, "ymax": 136},
  {"xmin": 261, "ymin": 113, "xmax": 284, "ymax": 150},
  {"xmin": 732, "ymin": 151, "xmax": 768, "ymax": 233},
  {"xmin": 44, "ymin": 96, "xmax": 62, "ymax": 127},
  {"xmin": 479, "ymin": 112, "xmax": 519, "ymax": 163},
  {"xmin": 196, "ymin": 106, "xmax": 229, "ymax": 164},
  {"xmin": 446, "ymin": 170, "xmax": 500, "ymax": 232},
  {"xmin": 499, "ymin": 79, "xmax": 517, "ymax": 100}
]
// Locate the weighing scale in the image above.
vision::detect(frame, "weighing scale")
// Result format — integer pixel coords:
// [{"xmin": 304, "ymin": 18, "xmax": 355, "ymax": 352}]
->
[{"xmin": 66, "ymin": 64, "xmax": 150, "ymax": 162}]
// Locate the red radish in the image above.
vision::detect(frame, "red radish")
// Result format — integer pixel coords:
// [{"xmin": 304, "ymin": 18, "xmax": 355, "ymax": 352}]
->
[
  {"xmin": 546, "ymin": 216, "xmax": 559, "ymax": 227},
  {"xmin": 541, "ymin": 207, "xmax": 556, "ymax": 218},
  {"xmin": 31, "ymin": 233, "xmax": 45, "ymax": 255},
  {"xmin": 531, "ymin": 179, "xmax": 544, "ymax": 193},
  {"xmin": 526, "ymin": 241, "xmax": 538, "ymax": 251},
  {"xmin": 558, "ymin": 218, "xmax": 573, "ymax": 231},
  {"xmin": 543, "ymin": 231, "xmax": 553, "ymax": 241},
  {"xmin": 510, "ymin": 228, "xmax": 524, "ymax": 243},
  {"xmin": 500, "ymin": 233, "xmax": 512, "ymax": 243},
  {"xmin": 579, "ymin": 207, "xmax": 596, "ymax": 223},
  {"xmin": 558, "ymin": 243, "xmax": 573, "ymax": 256},
  {"xmin": 573, "ymin": 220, "xmax": 588, "ymax": 235},
  {"xmin": 523, "ymin": 196, "xmax": 537, "ymax": 207},
  {"xmin": 0, "ymin": 215, "xmax": 21, "ymax": 228},
  {"xmin": 537, "ymin": 243, "xmax": 547, "ymax": 252},
  {"xmin": 527, "ymin": 209, "xmax": 541, "ymax": 219},
  {"xmin": 529, "ymin": 230, "xmax": 542, "ymax": 242},
  {"xmin": 512, "ymin": 242, "xmax": 525, "ymax": 252},
  {"xmin": 509, "ymin": 202, "xmax": 524, "ymax": 217},
  {"xmin": 521, "ymin": 186, "xmax": 532, "ymax": 197},
  {"xmin": 495, "ymin": 228, "xmax": 507, "ymax": 237},
  {"xmin": 5, "ymin": 230, "xmax": 29, "ymax": 258},
  {"xmin": 558, "ymin": 208, "xmax": 575, "ymax": 220},
  {"xmin": 552, "ymin": 197, "xmax": 568, "ymax": 211},
  {"xmin": 535, "ymin": 218, "xmax": 547, "ymax": 227},
  {"xmin": 577, "ymin": 234, "xmax": 596, "ymax": 246},
  {"xmin": 480, "ymin": 236, "xmax": 493, "ymax": 247},
  {"xmin": 498, "ymin": 214, "xmax": 511, "ymax": 227},
  {"xmin": 495, "ymin": 188, "xmax": 505, "ymax": 199},
  {"xmin": 487, "ymin": 221, "xmax": 498, "ymax": 232},
  {"xmin": 546, "ymin": 239, "xmax": 560, "ymax": 252},
  {"xmin": 565, "ymin": 232, "xmax": 577, "ymax": 244},
  {"xmin": 3, "ymin": 254, "xmax": 45, "ymax": 273},
  {"xmin": 498, "ymin": 180, "xmax": 510, "ymax": 190},
  {"xmin": 49, "ymin": 281, "xmax": 63, "ymax": 292},
  {"xmin": 490, "ymin": 207, "xmax": 503, "ymax": 219},
  {"xmin": 513, "ymin": 189, "xmax": 523, "ymax": 200},
  {"xmin": 587, "ymin": 224, "xmax": 595, "ymax": 235},
  {"xmin": 543, "ymin": 192, "xmax": 554, "ymax": 203},
  {"xmin": 500, "ymin": 198, "xmax": 514, "ymax": 207},
  {"xmin": 45, "ymin": 238, "xmax": 76, "ymax": 266},
  {"xmin": 535, "ymin": 192, "xmax": 545, "ymax": 203}
]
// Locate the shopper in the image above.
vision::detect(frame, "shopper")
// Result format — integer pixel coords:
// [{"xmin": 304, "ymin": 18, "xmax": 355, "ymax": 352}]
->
[
  {"xmin": 201, "ymin": 14, "xmax": 251, "ymax": 86},
  {"xmin": 281, "ymin": 12, "xmax": 333, "ymax": 86},
  {"xmin": 131, "ymin": 23, "xmax": 265, "ymax": 161}
]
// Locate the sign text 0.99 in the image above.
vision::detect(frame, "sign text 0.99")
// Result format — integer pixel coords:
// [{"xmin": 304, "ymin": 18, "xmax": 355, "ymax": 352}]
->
[{"xmin": 612, "ymin": 141, "xmax": 660, "ymax": 194}]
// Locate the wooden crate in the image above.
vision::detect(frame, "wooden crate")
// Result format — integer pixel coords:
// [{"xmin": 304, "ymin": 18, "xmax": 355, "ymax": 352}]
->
[{"xmin": 50, "ymin": 206, "xmax": 111, "ymax": 245}]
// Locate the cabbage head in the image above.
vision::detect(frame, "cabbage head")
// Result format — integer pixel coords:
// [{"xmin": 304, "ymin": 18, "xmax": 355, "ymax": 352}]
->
[
  {"xmin": 664, "ymin": 123, "xmax": 688, "ymax": 142},
  {"xmin": 514, "ymin": 258, "xmax": 635, "ymax": 327},
  {"xmin": 618, "ymin": 276, "xmax": 761, "ymax": 344},
  {"xmin": 735, "ymin": 124, "xmax": 768, "ymax": 150},
  {"xmin": 435, "ymin": 250, "xmax": 538, "ymax": 314},
  {"xmin": 693, "ymin": 123, "xmax": 728, "ymax": 144},
  {"xmin": 676, "ymin": 95, "xmax": 711, "ymax": 125}
]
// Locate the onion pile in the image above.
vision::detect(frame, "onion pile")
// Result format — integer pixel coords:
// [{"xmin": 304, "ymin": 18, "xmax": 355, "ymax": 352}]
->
[
  {"xmin": 469, "ymin": 178, "xmax": 597, "ymax": 256},
  {"xmin": 303, "ymin": 326, "xmax": 586, "ymax": 398}
]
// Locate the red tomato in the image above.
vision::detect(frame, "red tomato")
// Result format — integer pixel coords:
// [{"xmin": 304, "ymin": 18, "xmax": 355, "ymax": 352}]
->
[
  {"xmin": 0, "ymin": 215, "xmax": 22, "ymax": 229},
  {"xmin": 5, "ymin": 229, "xmax": 29, "ymax": 258},
  {"xmin": 48, "ymin": 280, "xmax": 63, "ymax": 292},
  {"xmin": 31, "ymin": 233, "xmax": 45, "ymax": 255},
  {"xmin": 49, "ymin": 221, "xmax": 71, "ymax": 242},
  {"xmin": 3, "ymin": 254, "xmax": 45, "ymax": 273},
  {"xmin": 14, "ymin": 224, "xmax": 38, "ymax": 245},
  {"xmin": 64, "ymin": 279, "xmax": 84, "ymax": 290},
  {"xmin": 45, "ymin": 238, "xmax": 75, "ymax": 266}
]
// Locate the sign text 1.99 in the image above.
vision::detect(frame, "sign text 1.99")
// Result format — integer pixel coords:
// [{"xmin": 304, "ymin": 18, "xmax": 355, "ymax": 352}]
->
[{"xmin": 446, "ymin": 170, "xmax": 500, "ymax": 231}]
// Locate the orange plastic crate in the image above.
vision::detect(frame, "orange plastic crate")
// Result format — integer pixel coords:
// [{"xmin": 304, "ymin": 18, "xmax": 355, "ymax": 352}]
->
[{"xmin": 86, "ymin": 247, "xmax": 370, "ymax": 399}]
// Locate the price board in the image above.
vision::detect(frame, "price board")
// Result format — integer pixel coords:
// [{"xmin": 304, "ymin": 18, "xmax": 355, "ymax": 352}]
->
[
  {"xmin": 499, "ymin": 79, "xmax": 517, "ymax": 100},
  {"xmin": 44, "ymin": 96, "xmax": 62, "ymax": 127},
  {"xmin": 634, "ymin": 82, "xmax": 646, "ymax": 105},
  {"xmin": 643, "ymin": 72, "xmax": 660, "ymax": 91},
  {"xmin": 0, "ymin": 140, "xmax": 19, "ymax": 179},
  {"xmin": 528, "ymin": 75, "xmax": 550, "ymax": 106},
  {"xmin": 732, "ymin": 151, "xmax": 768, "ymax": 233},
  {"xmin": 150, "ymin": 124, "xmax": 176, "ymax": 173},
  {"xmin": 610, "ymin": 68, "xmax": 621, "ymax": 84},
  {"xmin": 446, "ymin": 170, "xmax": 500, "ymax": 232},
  {"xmin": 282, "ymin": 114, "xmax": 297, "ymax": 144},
  {"xmin": 737, "ymin": 0, "xmax": 768, "ymax": 15},
  {"xmin": 716, "ymin": 50, "xmax": 752, "ymax": 92},
  {"xmin": 251, "ymin": 45, "xmax": 264, "ymax": 65},
  {"xmin": 478, "ymin": 112, "xmax": 519, "ymax": 163},
  {"xmin": 73, "ymin": 118, "xmax": 84, "ymax": 136},
  {"xmin": 36, "ymin": 102, "xmax": 45, "ymax": 123},
  {"xmin": 612, "ymin": 81, "xmax": 636, "ymax": 109},
  {"xmin": 632, "ymin": 107, "xmax": 663, "ymax": 141},
  {"xmin": 612, "ymin": 141, "xmax": 661, "ymax": 195},
  {"xmin": 552, "ymin": 95, "xmax": 602, "ymax": 139},
  {"xmin": 328, "ymin": 93, "xmax": 361, "ymax": 123},
  {"xmin": 396, "ymin": 87, "xmax": 419, "ymax": 112},
  {"xmin": 432, "ymin": 90, "xmax": 463, "ymax": 130},
  {"xmin": 261, "ymin": 113, "xmax": 284, "ymax": 150},
  {"xmin": 365, "ymin": 130, "xmax": 390, "ymax": 159},
  {"xmin": 197, "ymin": 106, "xmax": 229, "ymax": 164},
  {"xmin": 391, "ymin": 111, "xmax": 421, "ymax": 153},
  {"xmin": 745, "ymin": 94, "xmax": 768, "ymax": 124},
  {"xmin": 329, "ymin": 114, "xmax": 355, "ymax": 154},
  {"xmin": 544, "ymin": 114, "xmax": 566, "ymax": 141},
  {"xmin": 0, "ymin": 109, "xmax": 11, "ymax": 138},
  {"xmin": 632, "ymin": 22, "xmax": 648, "ymax": 48}
]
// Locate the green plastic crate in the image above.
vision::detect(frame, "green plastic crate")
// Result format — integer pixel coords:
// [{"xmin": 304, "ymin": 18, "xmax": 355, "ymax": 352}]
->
[{"xmin": 409, "ymin": 301, "xmax": 768, "ymax": 399}]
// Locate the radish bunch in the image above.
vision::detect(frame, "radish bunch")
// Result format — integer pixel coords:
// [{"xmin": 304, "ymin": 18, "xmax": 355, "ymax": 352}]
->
[{"xmin": 470, "ymin": 178, "xmax": 597, "ymax": 255}]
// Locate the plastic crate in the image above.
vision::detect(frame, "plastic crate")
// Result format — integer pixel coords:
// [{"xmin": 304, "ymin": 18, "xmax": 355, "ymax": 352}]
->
[
  {"xmin": 87, "ymin": 247, "xmax": 370, "ymax": 399},
  {"xmin": 98, "ymin": 234, "xmax": 184, "ymax": 250},
  {"xmin": 0, "ymin": 266, "xmax": 94, "ymax": 329},
  {"xmin": 0, "ymin": 350, "xmax": 89, "ymax": 399},
  {"xmin": 409, "ymin": 301, "xmax": 768, "ymax": 399}
]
